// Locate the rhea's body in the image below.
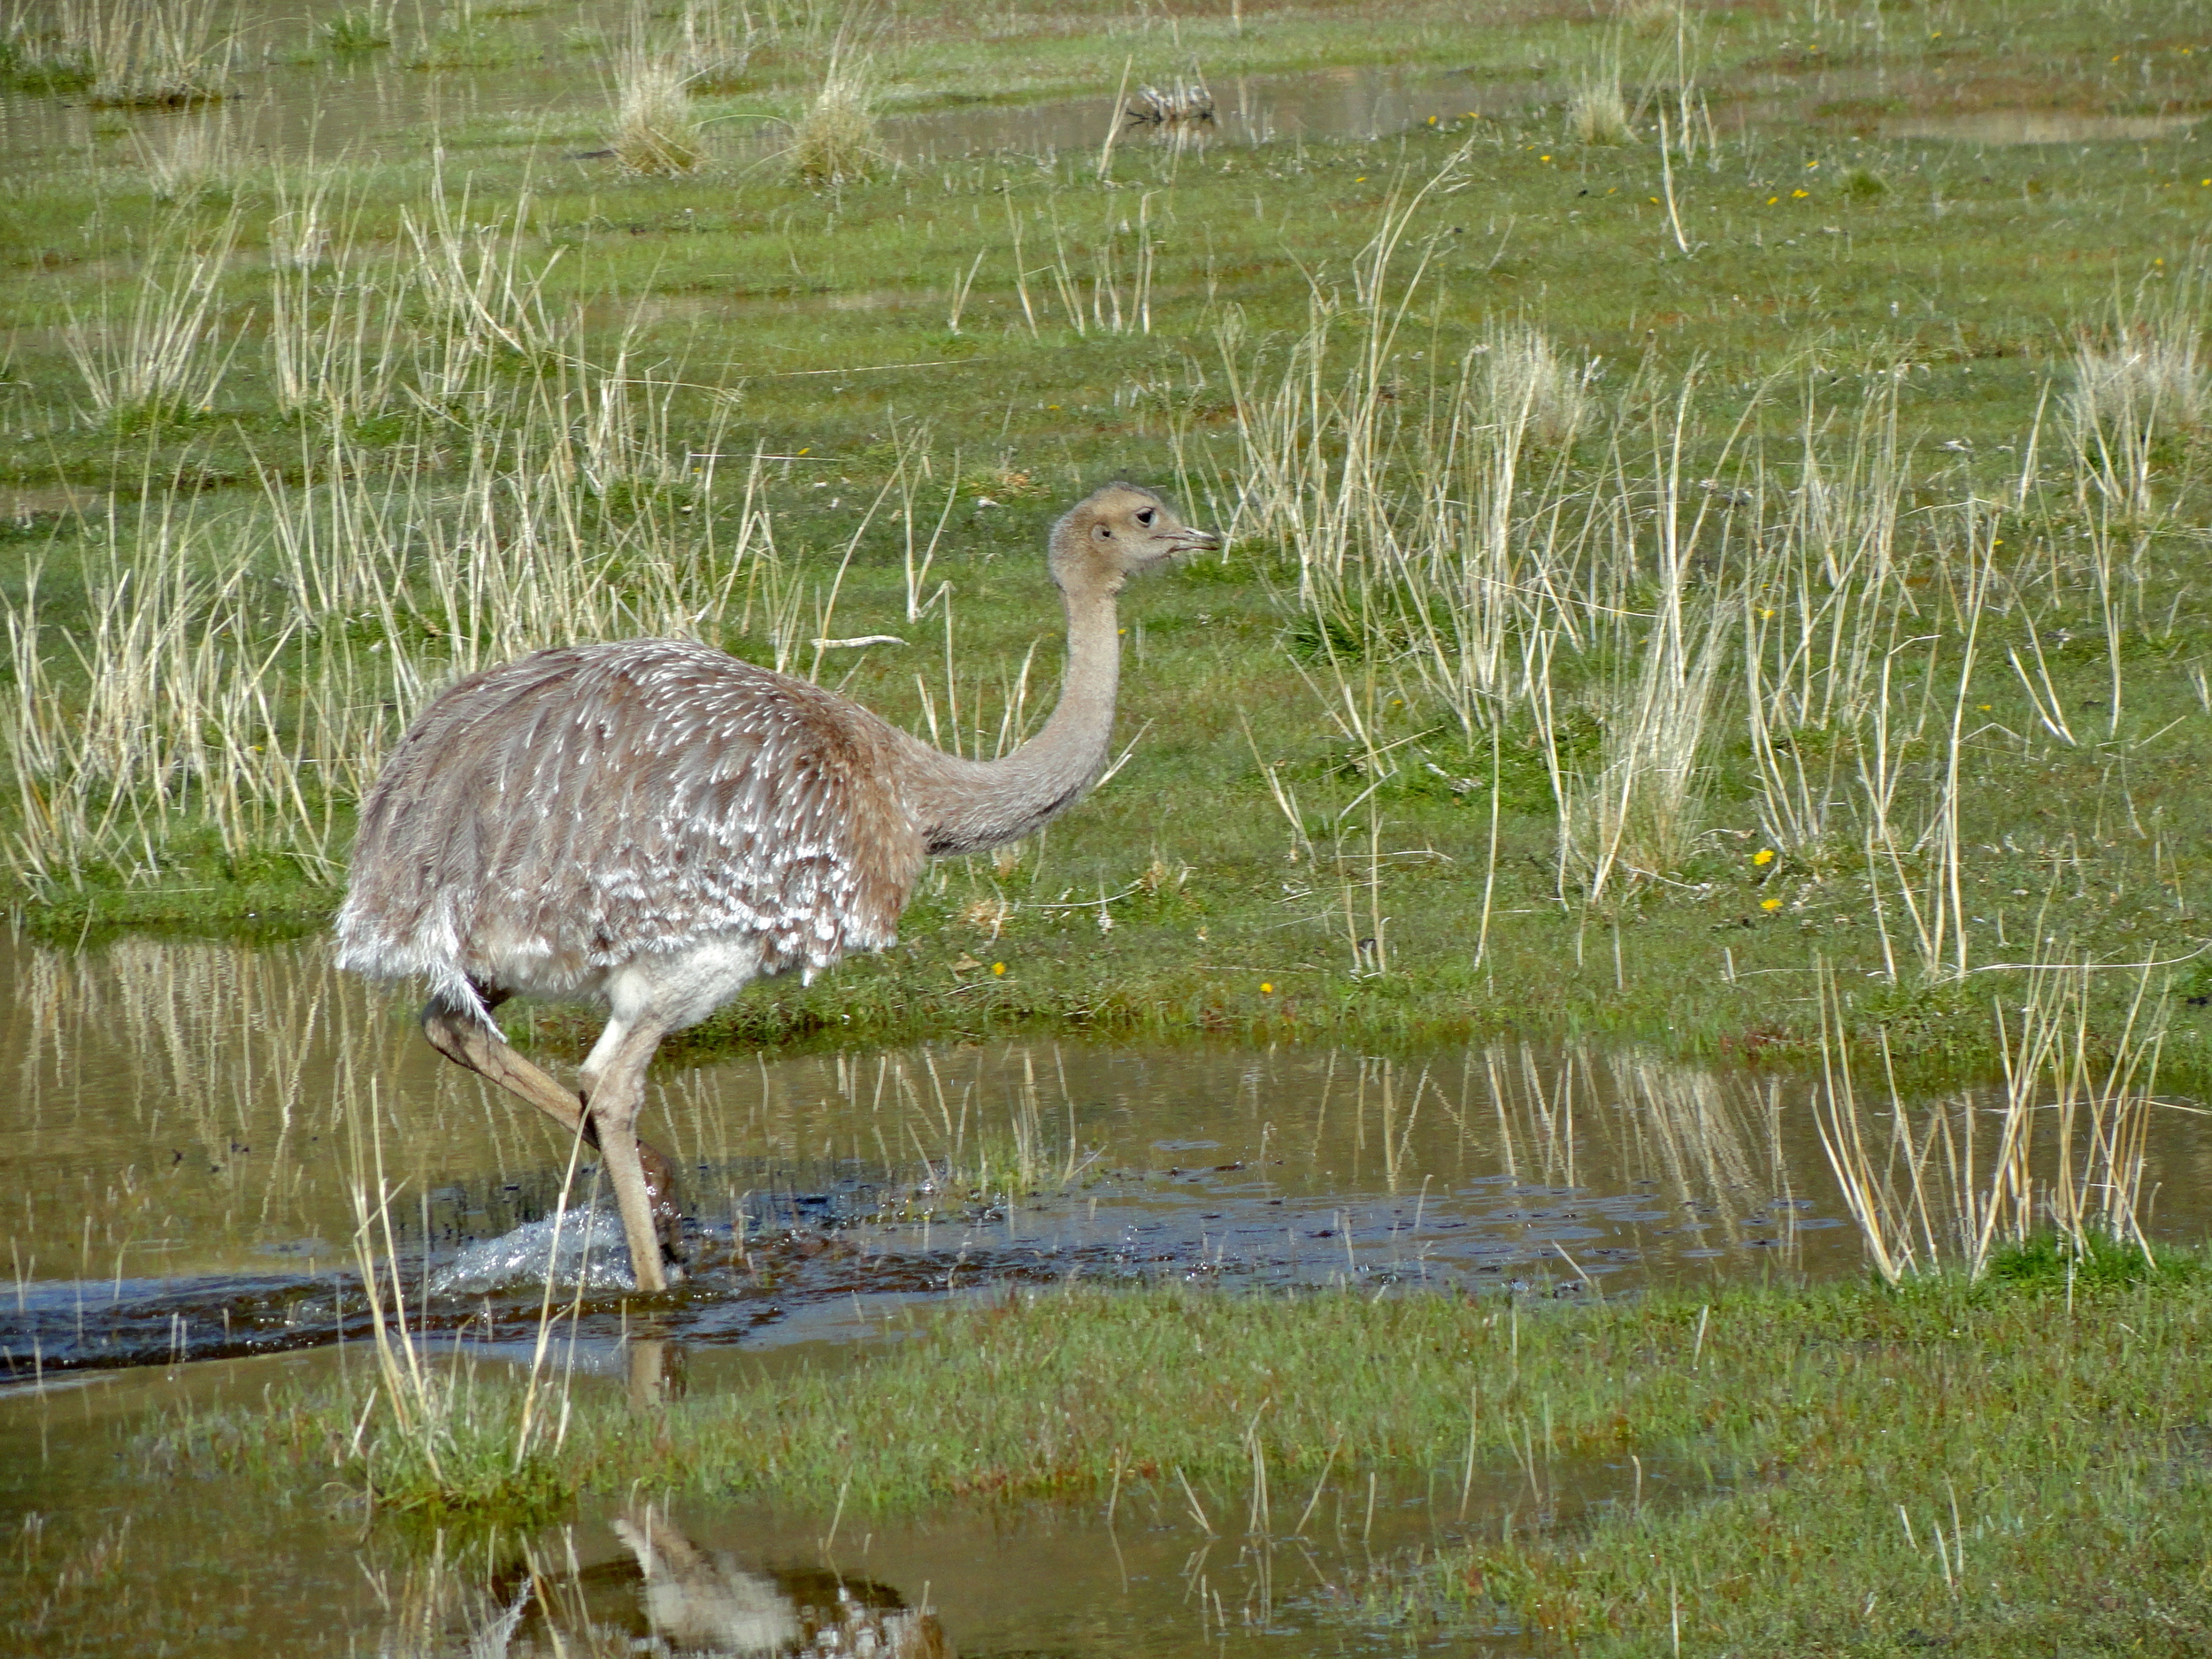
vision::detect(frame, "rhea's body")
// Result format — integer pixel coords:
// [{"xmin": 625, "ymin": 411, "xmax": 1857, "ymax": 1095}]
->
[{"xmin": 337, "ymin": 640, "xmax": 925, "ymax": 1028}]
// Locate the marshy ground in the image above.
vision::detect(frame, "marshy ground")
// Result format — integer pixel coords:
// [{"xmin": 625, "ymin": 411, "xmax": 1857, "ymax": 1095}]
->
[{"xmin": 4, "ymin": 0, "xmax": 2212, "ymax": 1652}]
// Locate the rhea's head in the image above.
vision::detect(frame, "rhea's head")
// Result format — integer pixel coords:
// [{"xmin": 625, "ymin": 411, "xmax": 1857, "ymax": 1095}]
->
[{"xmin": 1048, "ymin": 482, "xmax": 1219, "ymax": 594}]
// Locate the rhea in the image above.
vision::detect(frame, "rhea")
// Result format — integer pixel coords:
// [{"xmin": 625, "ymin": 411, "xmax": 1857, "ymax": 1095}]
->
[{"xmin": 335, "ymin": 483, "xmax": 1217, "ymax": 1291}]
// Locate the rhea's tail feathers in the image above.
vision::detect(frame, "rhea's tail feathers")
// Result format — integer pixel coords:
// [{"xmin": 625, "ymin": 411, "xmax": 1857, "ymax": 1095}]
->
[
  {"xmin": 334, "ymin": 908, "xmax": 503, "ymax": 1034},
  {"xmin": 422, "ymin": 971, "xmax": 503, "ymax": 1034}
]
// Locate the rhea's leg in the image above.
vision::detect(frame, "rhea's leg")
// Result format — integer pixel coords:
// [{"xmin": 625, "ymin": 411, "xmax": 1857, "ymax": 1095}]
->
[
  {"xmin": 420, "ymin": 994, "xmax": 685, "ymax": 1278},
  {"xmin": 625, "ymin": 1338, "xmax": 682, "ymax": 1409},
  {"xmin": 421, "ymin": 993, "xmax": 593, "ymax": 1137},
  {"xmin": 575, "ymin": 1014, "xmax": 685, "ymax": 1265},
  {"xmin": 578, "ymin": 1013, "xmax": 674, "ymax": 1294}
]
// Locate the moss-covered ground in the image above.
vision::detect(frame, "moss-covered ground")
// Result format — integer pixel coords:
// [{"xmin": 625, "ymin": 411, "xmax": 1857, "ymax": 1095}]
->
[{"xmin": 161, "ymin": 1242, "xmax": 2210, "ymax": 1654}]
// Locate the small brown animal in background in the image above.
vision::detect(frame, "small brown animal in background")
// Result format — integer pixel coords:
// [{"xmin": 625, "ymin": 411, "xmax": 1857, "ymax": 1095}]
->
[{"xmin": 336, "ymin": 483, "xmax": 1217, "ymax": 1291}]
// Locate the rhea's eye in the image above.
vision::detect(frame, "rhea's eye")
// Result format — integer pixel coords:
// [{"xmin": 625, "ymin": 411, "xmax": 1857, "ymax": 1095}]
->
[{"xmin": 1136, "ymin": 508, "xmax": 1155, "ymax": 525}]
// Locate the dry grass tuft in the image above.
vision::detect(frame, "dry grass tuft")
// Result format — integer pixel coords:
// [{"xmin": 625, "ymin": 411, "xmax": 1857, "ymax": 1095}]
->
[
  {"xmin": 1562, "ymin": 589, "xmax": 1724, "ymax": 903},
  {"xmin": 1568, "ymin": 73, "xmax": 1632, "ymax": 144},
  {"xmin": 2068, "ymin": 324, "xmax": 2205, "ymax": 434},
  {"xmin": 2063, "ymin": 273, "xmax": 2206, "ymax": 513},
  {"xmin": 611, "ymin": 47, "xmax": 704, "ymax": 175},
  {"xmin": 61, "ymin": 206, "xmax": 240, "ymax": 419},
  {"xmin": 789, "ymin": 51, "xmax": 880, "ymax": 187},
  {"xmin": 1813, "ymin": 954, "xmax": 2169, "ymax": 1283},
  {"xmin": 1480, "ymin": 320, "xmax": 1596, "ymax": 446},
  {"xmin": 72, "ymin": 0, "xmax": 232, "ymax": 107},
  {"xmin": 319, "ymin": 4, "xmax": 394, "ymax": 54}
]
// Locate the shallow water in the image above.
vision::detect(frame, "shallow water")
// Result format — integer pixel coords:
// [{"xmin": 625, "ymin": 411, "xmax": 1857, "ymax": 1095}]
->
[
  {"xmin": 4, "ymin": 934, "xmax": 2209, "ymax": 1654},
  {"xmin": 1878, "ymin": 111, "xmax": 2203, "ymax": 145},
  {"xmin": 0, "ymin": 930, "xmax": 1890, "ymax": 1377},
  {"xmin": 9, "ymin": 931, "xmax": 2212, "ymax": 1377}
]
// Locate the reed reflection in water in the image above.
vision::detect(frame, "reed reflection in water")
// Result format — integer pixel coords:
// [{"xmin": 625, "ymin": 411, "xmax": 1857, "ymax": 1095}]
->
[
  {"xmin": 0, "ymin": 932, "xmax": 1879, "ymax": 1375},
  {"xmin": 12, "ymin": 932, "xmax": 2208, "ymax": 1373}
]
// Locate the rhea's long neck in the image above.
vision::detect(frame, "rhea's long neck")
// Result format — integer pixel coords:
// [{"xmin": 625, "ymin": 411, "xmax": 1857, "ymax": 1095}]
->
[{"xmin": 896, "ymin": 579, "xmax": 1123, "ymax": 856}]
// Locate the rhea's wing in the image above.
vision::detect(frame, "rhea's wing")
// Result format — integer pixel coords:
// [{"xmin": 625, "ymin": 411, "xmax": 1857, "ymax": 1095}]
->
[{"xmin": 336, "ymin": 641, "xmax": 923, "ymax": 1002}]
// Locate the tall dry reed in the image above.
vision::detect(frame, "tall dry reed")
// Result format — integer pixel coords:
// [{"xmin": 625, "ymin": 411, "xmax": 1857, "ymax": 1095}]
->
[
  {"xmin": 62, "ymin": 206, "xmax": 241, "ymax": 419},
  {"xmin": 789, "ymin": 41, "xmax": 879, "ymax": 186},
  {"xmin": 1813, "ymin": 954, "xmax": 2169, "ymax": 1282}
]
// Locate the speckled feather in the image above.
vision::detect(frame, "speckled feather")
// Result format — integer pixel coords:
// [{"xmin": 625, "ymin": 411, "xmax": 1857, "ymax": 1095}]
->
[{"xmin": 335, "ymin": 640, "xmax": 924, "ymax": 1018}]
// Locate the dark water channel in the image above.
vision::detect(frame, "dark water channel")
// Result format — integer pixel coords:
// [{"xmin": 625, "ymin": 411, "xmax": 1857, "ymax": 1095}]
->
[{"xmin": 5, "ymin": 934, "xmax": 2212, "ymax": 1655}]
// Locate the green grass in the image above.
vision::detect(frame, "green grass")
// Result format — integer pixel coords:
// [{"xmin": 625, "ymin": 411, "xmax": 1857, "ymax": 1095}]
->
[
  {"xmin": 178, "ymin": 1246, "xmax": 2212, "ymax": 1650},
  {"xmin": 340, "ymin": 1386, "xmax": 575, "ymax": 1528},
  {"xmin": 1, "ymin": 0, "xmax": 2210, "ymax": 1080}
]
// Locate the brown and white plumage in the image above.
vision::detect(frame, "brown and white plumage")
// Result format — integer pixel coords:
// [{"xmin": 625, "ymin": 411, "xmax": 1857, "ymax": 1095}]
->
[
  {"xmin": 336, "ymin": 482, "xmax": 1217, "ymax": 1291},
  {"xmin": 338, "ymin": 640, "xmax": 922, "ymax": 1022}
]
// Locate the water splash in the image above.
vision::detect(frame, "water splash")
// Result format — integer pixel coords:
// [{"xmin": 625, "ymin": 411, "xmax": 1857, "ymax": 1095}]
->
[{"xmin": 429, "ymin": 1205, "xmax": 638, "ymax": 1295}]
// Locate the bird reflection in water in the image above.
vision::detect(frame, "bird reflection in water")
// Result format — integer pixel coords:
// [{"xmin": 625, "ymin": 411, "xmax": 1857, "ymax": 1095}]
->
[
  {"xmin": 613, "ymin": 1508, "xmax": 952, "ymax": 1658},
  {"xmin": 440, "ymin": 1505, "xmax": 952, "ymax": 1658}
]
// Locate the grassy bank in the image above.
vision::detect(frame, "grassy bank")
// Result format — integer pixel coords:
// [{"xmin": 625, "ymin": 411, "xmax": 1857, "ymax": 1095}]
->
[
  {"xmin": 174, "ymin": 1245, "xmax": 2212, "ymax": 1652},
  {"xmin": 1, "ymin": 0, "xmax": 2210, "ymax": 1072}
]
